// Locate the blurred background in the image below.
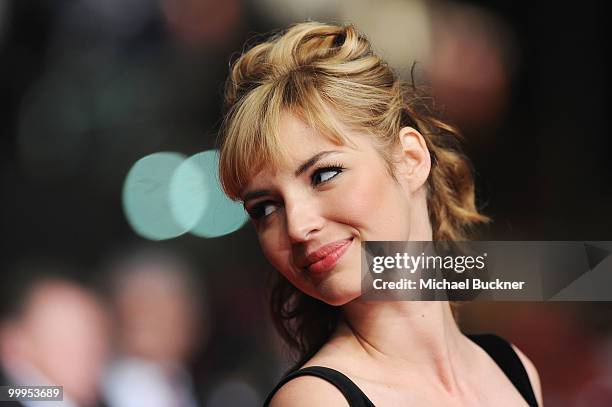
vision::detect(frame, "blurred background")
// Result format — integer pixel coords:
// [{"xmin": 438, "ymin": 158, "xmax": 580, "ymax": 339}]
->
[{"xmin": 0, "ymin": 0, "xmax": 610, "ymax": 406}]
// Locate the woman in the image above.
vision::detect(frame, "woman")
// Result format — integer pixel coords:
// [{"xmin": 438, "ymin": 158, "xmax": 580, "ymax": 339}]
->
[{"xmin": 218, "ymin": 21, "xmax": 543, "ymax": 406}]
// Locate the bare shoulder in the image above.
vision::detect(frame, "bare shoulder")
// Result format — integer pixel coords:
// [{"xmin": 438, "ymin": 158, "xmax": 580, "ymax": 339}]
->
[
  {"xmin": 511, "ymin": 343, "xmax": 544, "ymax": 406},
  {"xmin": 268, "ymin": 375, "xmax": 349, "ymax": 407}
]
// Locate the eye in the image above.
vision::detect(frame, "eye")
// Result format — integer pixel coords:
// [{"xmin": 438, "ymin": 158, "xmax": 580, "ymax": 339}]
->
[
  {"xmin": 246, "ymin": 200, "xmax": 278, "ymax": 220},
  {"xmin": 311, "ymin": 166, "xmax": 344, "ymax": 186}
]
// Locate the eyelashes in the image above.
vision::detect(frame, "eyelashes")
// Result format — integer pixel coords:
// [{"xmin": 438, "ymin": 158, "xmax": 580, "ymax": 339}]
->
[
  {"xmin": 311, "ymin": 163, "xmax": 344, "ymax": 186},
  {"xmin": 245, "ymin": 163, "xmax": 346, "ymax": 221},
  {"xmin": 246, "ymin": 200, "xmax": 276, "ymax": 220}
]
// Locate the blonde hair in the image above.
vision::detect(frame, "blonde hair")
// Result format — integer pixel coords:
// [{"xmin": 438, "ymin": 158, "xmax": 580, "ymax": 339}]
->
[{"xmin": 218, "ymin": 21, "xmax": 489, "ymax": 366}]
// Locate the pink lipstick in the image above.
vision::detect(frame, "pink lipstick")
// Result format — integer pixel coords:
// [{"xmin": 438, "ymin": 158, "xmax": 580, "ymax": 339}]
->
[{"xmin": 305, "ymin": 238, "xmax": 353, "ymax": 275}]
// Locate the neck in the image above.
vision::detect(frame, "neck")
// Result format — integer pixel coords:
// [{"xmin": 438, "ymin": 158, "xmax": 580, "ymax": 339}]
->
[{"xmin": 334, "ymin": 300, "xmax": 471, "ymax": 393}]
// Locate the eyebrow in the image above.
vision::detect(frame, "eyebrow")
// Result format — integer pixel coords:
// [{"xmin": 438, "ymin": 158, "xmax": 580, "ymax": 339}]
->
[
  {"xmin": 294, "ymin": 150, "xmax": 341, "ymax": 177},
  {"xmin": 242, "ymin": 150, "xmax": 342, "ymax": 203},
  {"xmin": 243, "ymin": 189, "xmax": 272, "ymax": 203}
]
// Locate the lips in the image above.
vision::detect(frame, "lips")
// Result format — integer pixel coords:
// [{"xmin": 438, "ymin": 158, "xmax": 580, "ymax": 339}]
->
[{"xmin": 304, "ymin": 238, "xmax": 353, "ymax": 275}]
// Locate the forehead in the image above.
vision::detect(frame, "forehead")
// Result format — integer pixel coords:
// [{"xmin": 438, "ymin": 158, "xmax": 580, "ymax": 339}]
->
[
  {"xmin": 243, "ymin": 112, "xmax": 375, "ymax": 187},
  {"xmin": 278, "ymin": 112, "xmax": 341, "ymax": 156}
]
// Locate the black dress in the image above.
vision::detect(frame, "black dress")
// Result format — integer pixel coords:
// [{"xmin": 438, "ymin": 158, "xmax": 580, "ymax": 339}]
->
[{"xmin": 263, "ymin": 334, "xmax": 539, "ymax": 406}]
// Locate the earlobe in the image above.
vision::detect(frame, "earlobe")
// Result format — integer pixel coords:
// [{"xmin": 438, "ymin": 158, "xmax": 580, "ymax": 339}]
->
[{"xmin": 396, "ymin": 126, "xmax": 431, "ymax": 192}]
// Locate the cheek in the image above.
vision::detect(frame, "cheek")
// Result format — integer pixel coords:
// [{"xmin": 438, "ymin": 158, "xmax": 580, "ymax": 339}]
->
[
  {"xmin": 259, "ymin": 228, "xmax": 285, "ymax": 267},
  {"xmin": 258, "ymin": 226, "xmax": 298, "ymax": 280},
  {"xmin": 331, "ymin": 171, "xmax": 411, "ymax": 239}
]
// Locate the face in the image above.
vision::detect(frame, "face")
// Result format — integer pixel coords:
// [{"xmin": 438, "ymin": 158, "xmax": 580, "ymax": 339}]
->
[
  {"xmin": 115, "ymin": 267, "xmax": 200, "ymax": 363},
  {"xmin": 242, "ymin": 112, "xmax": 430, "ymax": 306},
  {"xmin": 22, "ymin": 283, "xmax": 110, "ymax": 406}
]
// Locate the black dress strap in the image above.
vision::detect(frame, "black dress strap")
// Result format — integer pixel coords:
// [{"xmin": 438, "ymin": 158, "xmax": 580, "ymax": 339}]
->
[
  {"xmin": 467, "ymin": 334, "xmax": 539, "ymax": 407},
  {"xmin": 264, "ymin": 334, "xmax": 538, "ymax": 407},
  {"xmin": 263, "ymin": 366, "xmax": 375, "ymax": 407}
]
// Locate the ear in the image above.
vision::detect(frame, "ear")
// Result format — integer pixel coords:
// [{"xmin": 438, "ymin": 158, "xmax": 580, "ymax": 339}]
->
[{"xmin": 394, "ymin": 127, "xmax": 431, "ymax": 193}]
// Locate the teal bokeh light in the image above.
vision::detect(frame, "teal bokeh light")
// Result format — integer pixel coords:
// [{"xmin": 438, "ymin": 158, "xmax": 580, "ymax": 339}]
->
[
  {"xmin": 170, "ymin": 150, "xmax": 248, "ymax": 238},
  {"xmin": 123, "ymin": 152, "xmax": 188, "ymax": 240},
  {"xmin": 168, "ymin": 154, "xmax": 208, "ymax": 231}
]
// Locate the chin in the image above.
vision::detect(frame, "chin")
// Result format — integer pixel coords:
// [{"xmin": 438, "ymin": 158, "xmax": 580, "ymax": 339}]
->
[{"xmin": 316, "ymin": 282, "xmax": 362, "ymax": 307}]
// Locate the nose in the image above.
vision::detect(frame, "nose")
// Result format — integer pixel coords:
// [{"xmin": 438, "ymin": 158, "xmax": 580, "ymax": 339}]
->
[{"xmin": 284, "ymin": 196, "xmax": 324, "ymax": 243}]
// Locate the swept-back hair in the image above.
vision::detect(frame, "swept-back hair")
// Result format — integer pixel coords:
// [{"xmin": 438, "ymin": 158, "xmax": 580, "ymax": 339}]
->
[{"xmin": 218, "ymin": 21, "xmax": 489, "ymax": 368}]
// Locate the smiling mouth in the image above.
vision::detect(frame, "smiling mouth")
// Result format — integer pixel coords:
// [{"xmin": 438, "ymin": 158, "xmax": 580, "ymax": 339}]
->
[{"xmin": 305, "ymin": 237, "xmax": 354, "ymax": 275}]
